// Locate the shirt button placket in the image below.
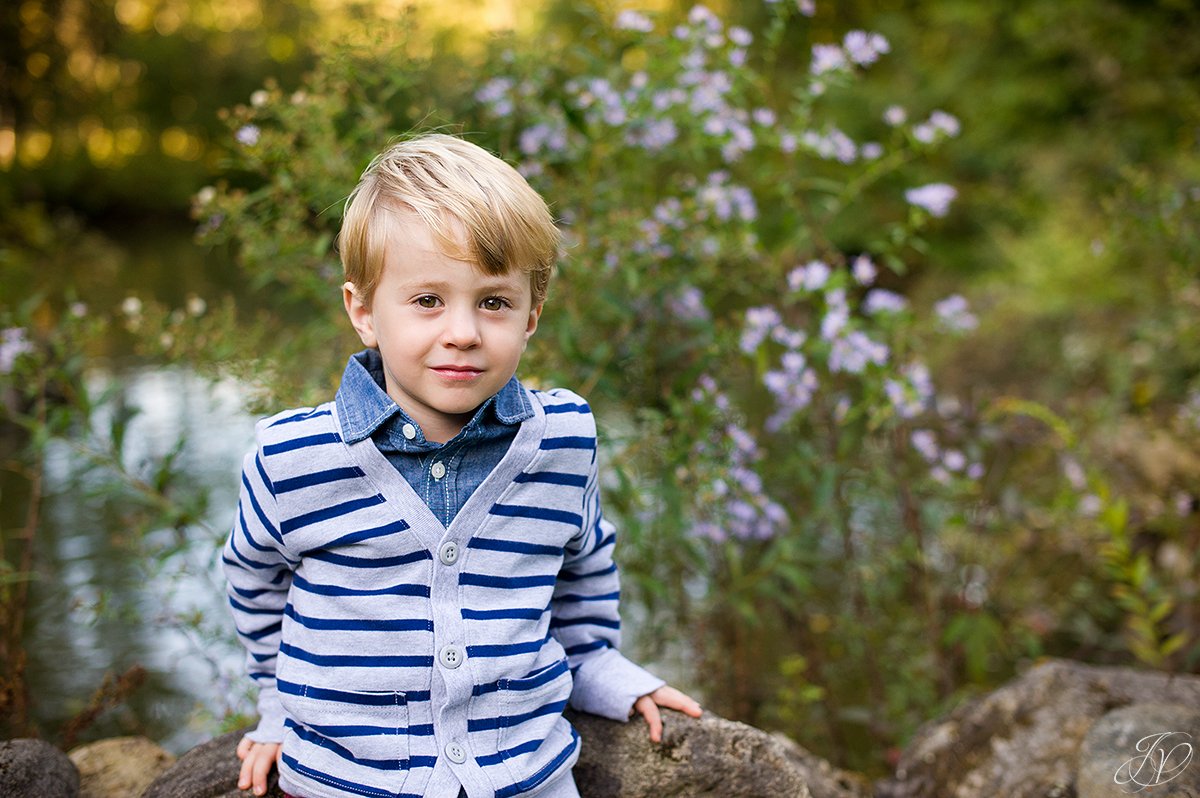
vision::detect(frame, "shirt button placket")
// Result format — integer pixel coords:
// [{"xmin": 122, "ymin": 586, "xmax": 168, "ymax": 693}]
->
[{"xmin": 431, "ymin": 461, "xmax": 446, "ymax": 480}]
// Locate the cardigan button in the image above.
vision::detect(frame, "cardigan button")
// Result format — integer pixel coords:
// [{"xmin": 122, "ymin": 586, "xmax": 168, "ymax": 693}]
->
[
  {"xmin": 445, "ymin": 741, "xmax": 467, "ymax": 764},
  {"xmin": 439, "ymin": 541, "xmax": 459, "ymax": 566},
  {"xmin": 439, "ymin": 644, "xmax": 465, "ymax": 669}
]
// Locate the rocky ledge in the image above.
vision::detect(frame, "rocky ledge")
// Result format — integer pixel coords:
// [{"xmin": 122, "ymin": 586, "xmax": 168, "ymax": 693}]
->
[{"xmin": 3, "ymin": 660, "xmax": 1199, "ymax": 798}]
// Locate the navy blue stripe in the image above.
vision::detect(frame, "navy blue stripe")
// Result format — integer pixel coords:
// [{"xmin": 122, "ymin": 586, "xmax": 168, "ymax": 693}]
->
[
  {"xmin": 495, "ymin": 729, "xmax": 579, "ymax": 798},
  {"xmin": 461, "ymin": 606, "xmax": 546, "ymax": 621},
  {"xmin": 282, "ymin": 753, "xmax": 423, "ymax": 798},
  {"xmin": 287, "ymin": 718, "xmax": 433, "ymax": 739},
  {"xmin": 277, "ymin": 679, "xmax": 410, "ymax": 706},
  {"xmin": 285, "ymin": 605, "xmax": 434, "ymax": 633},
  {"xmin": 229, "ymin": 596, "xmax": 286, "ymax": 616},
  {"xmin": 270, "ymin": 408, "xmax": 332, "ymax": 426},
  {"xmin": 459, "ymin": 573, "xmax": 557, "ymax": 590},
  {"xmin": 542, "ymin": 403, "xmax": 589, "ymax": 414},
  {"xmin": 514, "ymin": 471, "xmax": 588, "ymax": 487},
  {"xmin": 475, "ymin": 737, "xmax": 541, "ymax": 766},
  {"xmin": 557, "ymin": 563, "xmax": 618, "ymax": 582},
  {"xmin": 466, "ymin": 638, "xmax": 545, "ymax": 658},
  {"xmin": 553, "ymin": 590, "xmax": 620, "ymax": 603},
  {"xmin": 565, "ymin": 639, "xmax": 611, "ymax": 656},
  {"xmin": 489, "ymin": 503, "xmax": 583, "ymax": 527},
  {"xmin": 540, "ymin": 436, "xmax": 595, "ymax": 450},
  {"xmin": 300, "ymin": 519, "xmax": 413, "ymax": 556},
  {"xmin": 467, "ymin": 699, "xmax": 568, "ymax": 732},
  {"xmin": 241, "ymin": 473, "xmax": 282, "ymax": 544},
  {"xmin": 238, "ymin": 510, "xmax": 282, "ymax": 556},
  {"xmin": 468, "ymin": 538, "xmax": 563, "ymax": 556},
  {"xmin": 275, "ymin": 466, "xmax": 366, "ymax": 494},
  {"xmin": 281, "ymin": 494, "xmax": 385, "ymax": 535},
  {"xmin": 255, "ymin": 454, "xmax": 276, "ymax": 497},
  {"xmin": 305, "ymin": 547, "xmax": 432, "ymax": 569},
  {"xmin": 287, "ymin": 722, "xmax": 412, "ymax": 771},
  {"xmin": 549, "ymin": 615, "xmax": 620, "ymax": 630},
  {"xmin": 292, "ymin": 573, "xmax": 430, "ymax": 598},
  {"xmin": 226, "ymin": 533, "xmax": 279, "ymax": 572},
  {"xmin": 280, "ymin": 642, "xmax": 434, "ymax": 668},
  {"xmin": 262, "ymin": 431, "xmax": 342, "ymax": 455},
  {"xmin": 244, "ymin": 621, "xmax": 282, "ymax": 641},
  {"xmin": 229, "ymin": 583, "xmax": 273, "ymax": 600},
  {"xmin": 474, "ymin": 659, "xmax": 569, "ymax": 696}
]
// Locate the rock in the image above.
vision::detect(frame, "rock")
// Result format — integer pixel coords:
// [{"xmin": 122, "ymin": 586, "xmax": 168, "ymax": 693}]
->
[
  {"xmin": 876, "ymin": 659, "xmax": 1200, "ymax": 798},
  {"xmin": 0, "ymin": 737, "xmax": 81, "ymax": 798},
  {"xmin": 1076, "ymin": 704, "xmax": 1200, "ymax": 798},
  {"xmin": 144, "ymin": 713, "xmax": 864, "ymax": 798},
  {"xmin": 70, "ymin": 736, "xmax": 176, "ymax": 798},
  {"xmin": 567, "ymin": 708, "xmax": 868, "ymax": 798},
  {"xmin": 140, "ymin": 729, "xmax": 283, "ymax": 798}
]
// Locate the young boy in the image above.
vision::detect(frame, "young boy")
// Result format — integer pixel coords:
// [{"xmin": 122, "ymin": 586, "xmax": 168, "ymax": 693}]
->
[{"xmin": 223, "ymin": 134, "xmax": 701, "ymax": 798}]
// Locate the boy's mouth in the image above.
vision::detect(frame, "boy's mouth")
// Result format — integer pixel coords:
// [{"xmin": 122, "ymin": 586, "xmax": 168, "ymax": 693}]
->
[{"xmin": 431, "ymin": 365, "xmax": 483, "ymax": 380}]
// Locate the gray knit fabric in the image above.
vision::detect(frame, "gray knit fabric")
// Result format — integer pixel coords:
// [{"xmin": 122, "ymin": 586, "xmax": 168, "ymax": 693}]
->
[{"xmin": 223, "ymin": 387, "xmax": 663, "ymax": 798}]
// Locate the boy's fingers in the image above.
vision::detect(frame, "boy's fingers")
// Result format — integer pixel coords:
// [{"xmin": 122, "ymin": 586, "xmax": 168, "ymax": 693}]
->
[
  {"xmin": 652, "ymin": 686, "xmax": 703, "ymax": 717},
  {"xmin": 237, "ymin": 752, "xmax": 255, "ymax": 790},
  {"xmin": 635, "ymin": 695, "xmax": 664, "ymax": 743},
  {"xmin": 251, "ymin": 750, "xmax": 274, "ymax": 795},
  {"xmin": 236, "ymin": 736, "xmax": 252, "ymax": 760}
]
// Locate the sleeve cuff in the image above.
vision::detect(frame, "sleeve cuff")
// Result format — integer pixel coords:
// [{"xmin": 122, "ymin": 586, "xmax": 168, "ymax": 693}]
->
[
  {"xmin": 244, "ymin": 684, "xmax": 287, "ymax": 743},
  {"xmin": 567, "ymin": 648, "xmax": 666, "ymax": 721}
]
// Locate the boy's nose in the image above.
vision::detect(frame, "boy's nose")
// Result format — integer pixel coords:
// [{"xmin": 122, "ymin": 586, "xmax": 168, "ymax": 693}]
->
[{"xmin": 441, "ymin": 306, "xmax": 481, "ymax": 348}]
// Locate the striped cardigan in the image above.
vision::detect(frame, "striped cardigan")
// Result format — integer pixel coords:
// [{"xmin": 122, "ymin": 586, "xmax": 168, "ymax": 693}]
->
[{"xmin": 223, "ymin": 386, "xmax": 663, "ymax": 798}]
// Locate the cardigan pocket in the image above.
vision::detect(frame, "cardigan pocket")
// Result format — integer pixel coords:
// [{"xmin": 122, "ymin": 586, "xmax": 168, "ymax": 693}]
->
[
  {"xmin": 278, "ymin": 682, "xmax": 415, "ymax": 798},
  {"xmin": 496, "ymin": 658, "xmax": 575, "ymax": 795}
]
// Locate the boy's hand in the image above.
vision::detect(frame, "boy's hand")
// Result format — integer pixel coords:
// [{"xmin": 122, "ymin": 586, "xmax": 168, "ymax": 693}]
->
[
  {"xmin": 632, "ymin": 685, "xmax": 703, "ymax": 743},
  {"xmin": 236, "ymin": 736, "xmax": 282, "ymax": 796}
]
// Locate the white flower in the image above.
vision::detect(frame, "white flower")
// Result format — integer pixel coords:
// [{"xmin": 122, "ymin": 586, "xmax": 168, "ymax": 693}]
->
[
  {"xmin": 860, "ymin": 141, "xmax": 883, "ymax": 160},
  {"xmin": 929, "ymin": 110, "xmax": 960, "ymax": 137},
  {"xmin": 943, "ymin": 449, "xmax": 966, "ymax": 472},
  {"xmin": 883, "ymin": 105, "xmax": 907, "ymax": 126},
  {"xmin": 910, "ymin": 429, "xmax": 939, "ymax": 462},
  {"xmin": 196, "ymin": 186, "xmax": 216, "ymax": 206},
  {"xmin": 0, "ymin": 328, "xmax": 34, "ymax": 374},
  {"xmin": 615, "ymin": 9, "xmax": 654, "ymax": 32},
  {"xmin": 797, "ymin": 0, "xmax": 816, "ymax": 16},
  {"xmin": 69, "ymin": 302, "xmax": 88, "ymax": 318},
  {"xmin": 852, "ymin": 255, "xmax": 877, "ymax": 285},
  {"xmin": 810, "ymin": 44, "xmax": 846, "ymax": 75},
  {"xmin": 905, "ymin": 183, "xmax": 958, "ymax": 217},
  {"xmin": 235, "ymin": 125, "xmax": 260, "ymax": 147},
  {"xmin": 729, "ymin": 26, "xmax": 753, "ymax": 47},
  {"xmin": 842, "ymin": 30, "xmax": 890, "ymax": 66},
  {"xmin": 250, "ymin": 89, "xmax": 269, "ymax": 108},
  {"xmin": 934, "ymin": 294, "xmax": 978, "ymax": 332},
  {"xmin": 863, "ymin": 289, "xmax": 907, "ymax": 315},
  {"xmin": 186, "ymin": 295, "xmax": 207, "ymax": 317},
  {"xmin": 121, "ymin": 296, "xmax": 143, "ymax": 316}
]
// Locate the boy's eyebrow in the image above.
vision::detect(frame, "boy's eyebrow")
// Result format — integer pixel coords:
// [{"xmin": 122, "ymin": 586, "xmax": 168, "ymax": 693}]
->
[{"xmin": 400, "ymin": 275, "xmax": 526, "ymax": 293}]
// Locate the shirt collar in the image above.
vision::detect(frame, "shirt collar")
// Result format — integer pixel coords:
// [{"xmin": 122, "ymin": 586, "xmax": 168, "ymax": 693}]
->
[{"xmin": 335, "ymin": 349, "xmax": 533, "ymax": 445}]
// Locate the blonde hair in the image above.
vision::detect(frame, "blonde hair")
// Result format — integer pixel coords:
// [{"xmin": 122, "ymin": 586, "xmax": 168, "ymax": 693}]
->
[{"xmin": 338, "ymin": 134, "xmax": 559, "ymax": 306}]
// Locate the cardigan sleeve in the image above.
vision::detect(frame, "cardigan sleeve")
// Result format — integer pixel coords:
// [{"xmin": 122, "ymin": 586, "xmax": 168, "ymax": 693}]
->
[
  {"xmin": 222, "ymin": 429, "xmax": 298, "ymax": 743},
  {"xmin": 550, "ymin": 442, "xmax": 664, "ymax": 721}
]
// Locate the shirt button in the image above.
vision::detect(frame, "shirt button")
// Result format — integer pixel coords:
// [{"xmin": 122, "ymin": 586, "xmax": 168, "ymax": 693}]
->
[
  {"xmin": 401, "ymin": 423, "xmax": 417, "ymax": 440},
  {"xmin": 431, "ymin": 461, "xmax": 447, "ymax": 480},
  {"xmin": 439, "ymin": 541, "xmax": 459, "ymax": 566},
  {"xmin": 439, "ymin": 644, "xmax": 465, "ymax": 669},
  {"xmin": 445, "ymin": 741, "xmax": 467, "ymax": 764}
]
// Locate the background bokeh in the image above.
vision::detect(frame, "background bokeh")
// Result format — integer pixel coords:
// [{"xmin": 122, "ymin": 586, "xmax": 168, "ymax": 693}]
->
[{"xmin": 2, "ymin": 0, "xmax": 1198, "ymax": 776}]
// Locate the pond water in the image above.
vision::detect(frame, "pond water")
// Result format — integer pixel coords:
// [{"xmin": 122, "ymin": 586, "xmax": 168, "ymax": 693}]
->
[{"xmin": 26, "ymin": 366, "xmax": 258, "ymax": 753}]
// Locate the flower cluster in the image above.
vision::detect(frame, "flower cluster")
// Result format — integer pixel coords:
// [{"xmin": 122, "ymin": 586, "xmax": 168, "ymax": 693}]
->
[{"xmin": 690, "ymin": 375, "xmax": 790, "ymax": 541}]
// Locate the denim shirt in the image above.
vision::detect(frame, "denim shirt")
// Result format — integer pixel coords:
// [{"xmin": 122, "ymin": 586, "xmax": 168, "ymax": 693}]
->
[{"xmin": 333, "ymin": 349, "xmax": 534, "ymax": 526}]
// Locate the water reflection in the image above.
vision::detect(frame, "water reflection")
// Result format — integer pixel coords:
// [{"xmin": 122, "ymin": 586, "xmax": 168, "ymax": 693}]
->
[{"xmin": 27, "ymin": 365, "xmax": 257, "ymax": 753}]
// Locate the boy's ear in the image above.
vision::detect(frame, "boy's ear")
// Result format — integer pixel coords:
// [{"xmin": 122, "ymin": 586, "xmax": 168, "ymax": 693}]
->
[
  {"xmin": 524, "ymin": 302, "xmax": 544, "ymax": 343},
  {"xmin": 343, "ymin": 282, "xmax": 378, "ymax": 349}
]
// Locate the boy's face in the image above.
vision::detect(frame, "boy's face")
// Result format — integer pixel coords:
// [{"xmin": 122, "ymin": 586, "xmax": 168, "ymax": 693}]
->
[{"xmin": 344, "ymin": 210, "xmax": 542, "ymax": 444}]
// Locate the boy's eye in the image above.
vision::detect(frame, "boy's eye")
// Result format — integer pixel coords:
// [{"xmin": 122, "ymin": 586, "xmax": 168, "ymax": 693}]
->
[
  {"xmin": 415, "ymin": 295, "xmax": 440, "ymax": 309},
  {"xmin": 481, "ymin": 297, "xmax": 511, "ymax": 311}
]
